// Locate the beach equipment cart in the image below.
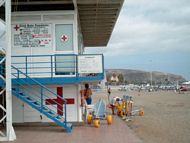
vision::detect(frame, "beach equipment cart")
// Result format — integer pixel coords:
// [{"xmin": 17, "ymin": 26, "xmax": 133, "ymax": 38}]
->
[{"xmin": 87, "ymin": 99, "xmax": 112, "ymax": 128}]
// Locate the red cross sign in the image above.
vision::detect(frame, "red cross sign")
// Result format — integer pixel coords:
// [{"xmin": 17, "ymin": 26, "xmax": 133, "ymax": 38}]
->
[
  {"xmin": 45, "ymin": 87, "xmax": 75, "ymax": 116},
  {"xmin": 61, "ymin": 34, "xmax": 69, "ymax": 42},
  {"xmin": 14, "ymin": 24, "xmax": 20, "ymax": 31}
]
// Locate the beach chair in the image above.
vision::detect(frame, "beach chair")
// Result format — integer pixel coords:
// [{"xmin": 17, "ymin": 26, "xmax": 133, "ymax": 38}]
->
[{"xmin": 87, "ymin": 99, "xmax": 112, "ymax": 128}]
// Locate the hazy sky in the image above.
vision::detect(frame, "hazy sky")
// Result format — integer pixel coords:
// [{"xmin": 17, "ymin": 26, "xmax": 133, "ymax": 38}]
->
[
  {"xmin": 85, "ymin": 0, "xmax": 190, "ymax": 80},
  {"xmin": 0, "ymin": 0, "xmax": 190, "ymax": 80}
]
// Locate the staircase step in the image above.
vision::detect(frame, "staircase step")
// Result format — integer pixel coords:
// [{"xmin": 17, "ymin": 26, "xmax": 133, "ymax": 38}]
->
[
  {"xmin": 56, "ymin": 115, "xmax": 62, "ymax": 120},
  {"xmin": 25, "ymin": 97, "xmax": 33, "ymax": 101},
  {"xmin": 42, "ymin": 106, "xmax": 49, "ymax": 111},
  {"xmin": 19, "ymin": 92, "xmax": 25, "ymax": 96},
  {"xmin": 48, "ymin": 111, "xmax": 56, "ymax": 116},
  {"xmin": 33, "ymin": 101, "xmax": 40, "ymax": 106},
  {"xmin": 56, "ymin": 116, "xmax": 65, "ymax": 122}
]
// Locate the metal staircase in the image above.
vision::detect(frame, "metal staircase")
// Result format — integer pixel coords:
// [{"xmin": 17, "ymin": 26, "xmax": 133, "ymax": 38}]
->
[{"xmin": 11, "ymin": 65, "xmax": 72, "ymax": 132}]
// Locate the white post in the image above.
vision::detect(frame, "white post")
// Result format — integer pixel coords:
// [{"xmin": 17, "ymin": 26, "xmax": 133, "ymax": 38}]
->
[
  {"xmin": 149, "ymin": 60, "xmax": 152, "ymax": 88},
  {"xmin": 5, "ymin": 0, "xmax": 16, "ymax": 141},
  {"xmin": 73, "ymin": 0, "xmax": 78, "ymax": 55},
  {"xmin": 150, "ymin": 71, "xmax": 152, "ymax": 87}
]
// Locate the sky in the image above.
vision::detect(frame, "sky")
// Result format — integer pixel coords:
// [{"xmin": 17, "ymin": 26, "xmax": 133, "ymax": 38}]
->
[
  {"xmin": 0, "ymin": 0, "xmax": 190, "ymax": 80},
  {"xmin": 85, "ymin": 0, "xmax": 190, "ymax": 80}
]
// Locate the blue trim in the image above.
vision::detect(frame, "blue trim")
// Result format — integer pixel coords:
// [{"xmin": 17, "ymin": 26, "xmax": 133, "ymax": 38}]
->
[{"xmin": 12, "ymin": 74, "xmax": 104, "ymax": 85}]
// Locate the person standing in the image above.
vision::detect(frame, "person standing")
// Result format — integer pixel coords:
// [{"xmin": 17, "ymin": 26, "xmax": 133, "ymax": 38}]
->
[
  {"xmin": 107, "ymin": 87, "xmax": 111, "ymax": 103},
  {"xmin": 84, "ymin": 83, "xmax": 92, "ymax": 105}
]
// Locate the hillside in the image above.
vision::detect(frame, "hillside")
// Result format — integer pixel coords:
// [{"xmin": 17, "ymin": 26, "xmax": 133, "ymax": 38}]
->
[{"xmin": 106, "ymin": 69, "xmax": 186, "ymax": 84}]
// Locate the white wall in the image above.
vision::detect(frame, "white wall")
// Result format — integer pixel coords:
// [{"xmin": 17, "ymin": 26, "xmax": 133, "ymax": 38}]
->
[
  {"xmin": 11, "ymin": 11, "xmax": 76, "ymax": 56},
  {"xmin": 11, "ymin": 11, "xmax": 78, "ymax": 78}
]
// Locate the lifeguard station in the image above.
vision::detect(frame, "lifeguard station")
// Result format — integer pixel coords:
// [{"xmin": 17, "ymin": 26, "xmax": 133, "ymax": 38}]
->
[{"xmin": 0, "ymin": 0, "xmax": 124, "ymax": 141}]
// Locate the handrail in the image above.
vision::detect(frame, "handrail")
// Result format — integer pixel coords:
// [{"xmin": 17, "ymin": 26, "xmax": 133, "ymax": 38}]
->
[
  {"xmin": 11, "ymin": 65, "xmax": 68, "ymax": 124},
  {"xmin": 11, "ymin": 65, "xmax": 67, "ymax": 103},
  {"xmin": 12, "ymin": 54, "xmax": 78, "ymax": 78}
]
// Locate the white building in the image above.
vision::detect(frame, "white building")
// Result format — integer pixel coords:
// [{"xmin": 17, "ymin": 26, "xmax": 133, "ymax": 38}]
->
[
  {"xmin": 0, "ymin": 0, "xmax": 124, "ymax": 141},
  {"xmin": 110, "ymin": 75, "xmax": 119, "ymax": 82}
]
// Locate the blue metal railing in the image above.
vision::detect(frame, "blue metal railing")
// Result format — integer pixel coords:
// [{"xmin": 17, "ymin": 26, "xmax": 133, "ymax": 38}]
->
[
  {"xmin": 11, "ymin": 65, "xmax": 68, "ymax": 125},
  {"xmin": 11, "ymin": 54, "xmax": 104, "ymax": 79},
  {"xmin": 12, "ymin": 54, "xmax": 77, "ymax": 78}
]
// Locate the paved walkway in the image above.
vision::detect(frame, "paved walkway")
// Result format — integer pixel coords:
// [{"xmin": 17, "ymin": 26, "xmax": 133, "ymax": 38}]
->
[{"xmin": 9, "ymin": 116, "xmax": 142, "ymax": 143}]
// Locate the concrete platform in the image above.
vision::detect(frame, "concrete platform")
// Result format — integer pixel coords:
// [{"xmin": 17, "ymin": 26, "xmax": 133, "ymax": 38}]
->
[{"xmin": 8, "ymin": 116, "xmax": 142, "ymax": 143}]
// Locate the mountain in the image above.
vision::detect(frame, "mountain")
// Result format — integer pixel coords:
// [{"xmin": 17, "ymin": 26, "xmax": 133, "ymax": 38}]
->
[{"xmin": 105, "ymin": 69, "xmax": 186, "ymax": 84}]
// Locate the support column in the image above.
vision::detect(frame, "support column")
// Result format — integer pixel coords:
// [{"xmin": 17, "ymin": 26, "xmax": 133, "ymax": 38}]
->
[{"xmin": 5, "ymin": 0, "xmax": 16, "ymax": 141}]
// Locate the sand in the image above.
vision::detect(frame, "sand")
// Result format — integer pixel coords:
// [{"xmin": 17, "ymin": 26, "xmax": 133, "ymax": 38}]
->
[{"xmin": 92, "ymin": 89, "xmax": 190, "ymax": 143}]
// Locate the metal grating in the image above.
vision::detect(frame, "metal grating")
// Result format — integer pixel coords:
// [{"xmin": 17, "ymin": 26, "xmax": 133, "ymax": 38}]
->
[{"xmin": 77, "ymin": 0, "xmax": 124, "ymax": 46}]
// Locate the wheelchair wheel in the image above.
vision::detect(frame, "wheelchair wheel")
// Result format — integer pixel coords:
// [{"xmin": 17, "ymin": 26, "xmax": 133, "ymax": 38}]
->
[
  {"xmin": 107, "ymin": 115, "xmax": 112, "ymax": 125},
  {"xmin": 87, "ymin": 114, "xmax": 93, "ymax": 124},
  {"xmin": 94, "ymin": 119, "xmax": 100, "ymax": 128}
]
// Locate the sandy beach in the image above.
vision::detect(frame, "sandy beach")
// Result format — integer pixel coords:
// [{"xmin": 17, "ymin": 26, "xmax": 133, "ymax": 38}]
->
[{"xmin": 92, "ymin": 89, "xmax": 190, "ymax": 143}]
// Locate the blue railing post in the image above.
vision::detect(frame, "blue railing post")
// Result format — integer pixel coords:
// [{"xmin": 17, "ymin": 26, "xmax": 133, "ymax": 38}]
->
[
  {"xmin": 17, "ymin": 70, "xmax": 20, "ymax": 93},
  {"xmin": 76, "ymin": 55, "xmax": 78, "ymax": 79},
  {"xmin": 25, "ymin": 56, "xmax": 28, "ymax": 78},
  {"xmin": 17, "ymin": 68, "xmax": 19, "ymax": 79},
  {"xmin": 41, "ymin": 87, "xmax": 43, "ymax": 113},
  {"xmin": 64, "ymin": 100, "xmax": 67, "ymax": 124},
  {"xmin": 51, "ymin": 55, "xmax": 53, "ymax": 78}
]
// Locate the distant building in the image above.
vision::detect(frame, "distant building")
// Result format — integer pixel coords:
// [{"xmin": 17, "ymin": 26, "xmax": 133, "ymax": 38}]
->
[
  {"xmin": 99, "ymin": 72, "xmax": 107, "ymax": 88},
  {"xmin": 110, "ymin": 73, "xmax": 119, "ymax": 82}
]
